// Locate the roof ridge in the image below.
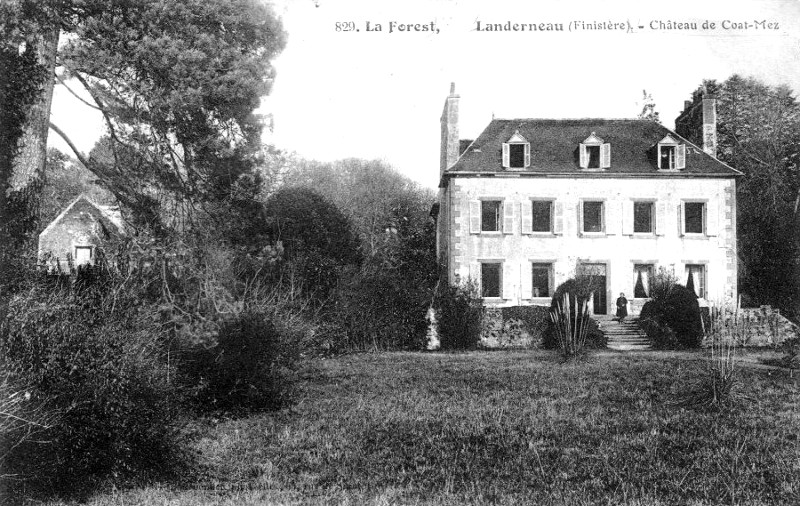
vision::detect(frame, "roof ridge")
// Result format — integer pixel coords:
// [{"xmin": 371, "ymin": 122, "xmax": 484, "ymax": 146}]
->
[{"xmin": 492, "ymin": 117, "xmax": 648, "ymax": 122}]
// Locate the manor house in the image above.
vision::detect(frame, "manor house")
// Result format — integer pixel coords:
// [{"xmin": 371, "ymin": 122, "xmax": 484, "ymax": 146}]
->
[{"xmin": 433, "ymin": 84, "xmax": 739, "ymax": 315}]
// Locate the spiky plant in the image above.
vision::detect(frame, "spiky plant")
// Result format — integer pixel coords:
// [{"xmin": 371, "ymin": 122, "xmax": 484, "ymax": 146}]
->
[{"xmin": 550, "ymin": 293, "xmax": 591, "ymax": 359}]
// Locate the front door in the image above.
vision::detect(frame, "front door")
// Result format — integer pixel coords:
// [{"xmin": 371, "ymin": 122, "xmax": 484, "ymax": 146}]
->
[{"xmin": 578, "ymin": 263, "xmax": 607, "ymax": 315}]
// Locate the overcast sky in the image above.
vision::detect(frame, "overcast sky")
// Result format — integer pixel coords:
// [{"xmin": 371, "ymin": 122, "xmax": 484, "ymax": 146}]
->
[{"xmin": 50, "ymin": 0, "xmax": 800, "ymax": 189}]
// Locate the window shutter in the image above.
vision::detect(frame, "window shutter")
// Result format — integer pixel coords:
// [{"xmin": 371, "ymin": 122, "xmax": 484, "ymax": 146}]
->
[
  {"xmin": 470, "ymin": 262, "xmax": 481, "ymax": 286},
  {"xmin": 655, "ymin": 202, "xmax": 667, "ymax": 236},
  {"xmin": 656, "ymin": 145, "xmax": 662, "ymax": 168},
  {"xmin": 502, "ymin": 143, "xmax": 510, "ymax": 168},
  {"xmin": 706, "ymin": 201, "xmax": 718, "ymax": 236},
  {"xmin": 503, "ymin": 200, "xmax": 515, "ymax": 234},
  {"xmin": 600, "ymin": 143, "xmax": 611, "ymax": 168},
  {"xmin": 524, "ymin": 143, "xmax": 531, "ymax": 168},
  {"xmin": 521, "ymin": 200, "xmax": 533, "ymax": 234},
  {"xmin": 678, "ymin": 202, "xmax": 685, "ymax": 236},
  {"xmin": 503, "ymin": 262, "xmax": 514, "ymax": 301},
  {"xmin": 578, "ymin": 144, "xmax": 588, "ymax": 168},
  {"xmin": 606, "ymin": 200, "xmax": 620, "ymax": 235},
  {"xmin": 520, "ymin": 261, "xmax": 532, "ymax": 299},
  {"xmin": 469, "ymin": 200, "xmax": 481, "ymax": 233},
  {"xmin": 676, "ymin": 144, "xmax": 686, "ymax": 169},
  {"xmin": 553, "ymin": 202, "xmax": 564, "ymax": 235},
  {"xmin": 622, "ymin": 200, "xmax": 634, "ymax": 235}
]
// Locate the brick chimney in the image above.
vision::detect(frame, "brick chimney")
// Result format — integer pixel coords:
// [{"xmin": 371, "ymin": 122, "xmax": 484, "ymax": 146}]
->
[
  {"xmin": 675, "ymin": 88, "xmax": 717, "ymax": 158},
  {"xmin": 701, "ymin": 96, "xmax": 717, "ymax": 158},
  {"xmin": 440, "ymin": 82, "xmax": 460, "ymax": 177}
]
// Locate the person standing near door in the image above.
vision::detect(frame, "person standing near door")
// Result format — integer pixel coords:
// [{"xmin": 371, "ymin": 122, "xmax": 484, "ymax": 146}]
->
[{"xmin": 616, "ymin": 292, "xmax": 628, "ymax": 322}]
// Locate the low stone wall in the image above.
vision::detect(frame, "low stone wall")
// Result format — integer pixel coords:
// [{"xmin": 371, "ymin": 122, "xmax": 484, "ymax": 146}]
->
[
  {"xmin": 703, "ymin": 305, "xmax": 798, "ymax": 347},
  {"xmin": 480, "ymin": 305, "xmax": 550, "ymax": 349}
]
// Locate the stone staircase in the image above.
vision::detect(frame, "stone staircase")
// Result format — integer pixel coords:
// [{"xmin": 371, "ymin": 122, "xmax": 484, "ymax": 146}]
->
[{"xmin": 595, "ymin": 316, "xmax": 652, "ymax": 351}]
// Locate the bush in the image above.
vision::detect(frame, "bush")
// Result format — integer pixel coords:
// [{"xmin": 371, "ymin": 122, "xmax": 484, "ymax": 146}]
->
[
  {"xmin": 186, "ymin": 310, "xmax": 295, "ymax": 412},
  {"xmin": 641, "ymin": 284, "xmax": 703, "ymax": 349},
  {"xmin": 436, "ymin": 282, "xmax": 483, "ymax": 350},
  {"xmin": 680, "ymin": 337, "xmax": 742, "ymax": 411},
  {"xmin": 325, "ymin": 270, "xmax": 432, "ymax": 352},
  {"xmin": 543, "ymin": 278, "xmax": 606, "ymax": 350},
  {"xmin": 0, "ymin": 281, "xmax": 188, "ymax": 497},
  {"xmin": 779, "ymin": 335, "xmax": 800, "ymax": 369}
]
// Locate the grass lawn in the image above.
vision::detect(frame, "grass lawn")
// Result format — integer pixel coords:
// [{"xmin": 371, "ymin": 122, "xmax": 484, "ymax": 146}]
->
[{"xmin": 46, "ymin": 350, "xmax": 799, "ymax": 505}]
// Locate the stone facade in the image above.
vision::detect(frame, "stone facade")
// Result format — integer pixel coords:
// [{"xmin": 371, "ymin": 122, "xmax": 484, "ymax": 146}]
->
[
  {"xmin": 443, "ymin": 176, "xmax": 737, "ymax": 314},
  {"xmin": 434, "ymin": 84, "xmax": 740, "ymax": 316},
  {"xmin": 38, "ymin": 195, "xmax": 125, "ymax": 273}
]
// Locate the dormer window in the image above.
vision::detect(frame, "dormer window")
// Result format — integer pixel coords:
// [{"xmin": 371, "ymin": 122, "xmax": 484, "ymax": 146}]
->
[
  {"xmin": 579, "ymin": 133, "xmax": 610, "ymax": 169},
  {"xmin": 657, "ymin": 134, "xmax": 686, "ymax": 170},
  {"xmin": 502, "ymin": 130, "xmax": 530, "ymax": 169}
]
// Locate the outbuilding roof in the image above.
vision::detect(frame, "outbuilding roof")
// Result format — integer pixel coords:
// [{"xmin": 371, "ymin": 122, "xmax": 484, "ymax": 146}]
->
[{"xmin": 446, "ymin": 118, "xmax": 740, "ymax": 178}]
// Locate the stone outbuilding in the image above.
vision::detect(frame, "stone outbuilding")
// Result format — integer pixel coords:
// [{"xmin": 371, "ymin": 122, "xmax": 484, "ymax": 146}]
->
[{"xmin": 38, "ymin": 195, "xmax": 125, "ymax": 273}]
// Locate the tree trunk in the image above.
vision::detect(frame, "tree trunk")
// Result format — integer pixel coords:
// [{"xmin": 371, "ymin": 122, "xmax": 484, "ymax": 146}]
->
[{"xmin": 10, "ymin": 27, "xmax": 59, "ymax": 190}]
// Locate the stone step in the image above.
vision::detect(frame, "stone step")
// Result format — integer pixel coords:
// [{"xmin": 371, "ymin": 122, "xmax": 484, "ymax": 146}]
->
[
  {"xmin": 608, "ymin": 344, "xmax": 652, "ymax": 351},
  {"xmin": 594, "ymin": 316, "xmax": 650, "ymax": 351}
]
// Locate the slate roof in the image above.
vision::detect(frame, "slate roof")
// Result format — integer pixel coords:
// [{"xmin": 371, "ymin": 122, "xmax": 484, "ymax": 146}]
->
[{"xmin": 446, "ymin": 119, "xmax": 740, "ymax": 177}]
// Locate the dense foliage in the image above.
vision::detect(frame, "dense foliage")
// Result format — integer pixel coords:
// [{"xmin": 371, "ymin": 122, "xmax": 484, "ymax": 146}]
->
[
  {"xmin": 185, "ymin": 310, "xmax": 296, "ymax": 412},
  {"xmin": 4, "ymin": 0, "xmax": 286, "ymax": 234},
  {"xmin": 0, "ymin": 270, "xmax": 188, "ymax": 497},
  {"xmin": 693, "ymin": 77, "xmax": 800, "ymax": 319},
  {"xmin": 435, "ymin": 281, "xmax": 484, "ymax": 350},
  {"xmin": 640, "ymin": 283, "xmax": 704, "ymax": 349}
]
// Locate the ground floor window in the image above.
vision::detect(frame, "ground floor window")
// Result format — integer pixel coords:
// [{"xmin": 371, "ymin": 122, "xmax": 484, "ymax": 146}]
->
[
  {"xmin": 633, "ymin": 264, "xmax": 654, "ymax": 298},
  {"xmin": 481, "ymin": 262, "xmax": 502, "ymax": 298},
  {"xmin": 531, "ymin": 263, "xmax": 552, "ymax": 297},
  {"xmin": 685, "ymin": 264, "xmax": 706, "ymax": 298}
]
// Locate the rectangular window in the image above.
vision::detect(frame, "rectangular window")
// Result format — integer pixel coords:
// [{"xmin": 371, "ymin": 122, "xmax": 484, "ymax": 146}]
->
[
  {"xmin": 685, "ymin": 264, "xmax": 706, "ymax": 298},
  {"xmin": 481, "ymin": 200, "xmax": 501, "ymax": 232},
  {"xmin": 684, "ymin": 202, "xmax": 704, "ymax": 234},
  {"xmin": 531, "ymin": 201, "xmax": 552, "ymax": 232},
  {"xmin": 74, "ymin": 246, "xmax": 92, "ymax": 265},
  {"xmin": 481, "ymin": 263, "xmax": 502, "ymax": 298},
  {"xmin": 660, "ymin": 145, "xmax": 676, "ymax": 169},
  {"xmin": 586, "ymin": 145, "xmax": 601, "ymax": 168},
  {"xmin": 634, "ymin": 202, "xmax": 654, "ymax": 233},
  {"xmin": 633, "ymin": 264, "xmax": 654, "ymax": 298},
  {"xmin": 509, "ymin": 144, "xmax": 525, "ymax": 168},
  {"xmin": 531, "ymin": 263, "xmax": 551, "ymax": 297},
  {"xmin": 583, "ymin": 201, "xmax": 604, "ymax": 233}
]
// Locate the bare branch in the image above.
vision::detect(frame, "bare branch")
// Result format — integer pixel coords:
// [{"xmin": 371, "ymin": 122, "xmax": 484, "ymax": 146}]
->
[
  {"xmin": 49, "ymin": 122, "xmax": 91, "ymax": 169},
  {"xmin": 55, "ymin": 73, "xmax": 101, "ymax": 111}
]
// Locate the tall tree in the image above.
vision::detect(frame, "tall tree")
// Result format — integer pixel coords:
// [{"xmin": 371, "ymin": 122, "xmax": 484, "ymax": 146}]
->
[
  {"xmin": 697, "ymin": 76, "xmax": 800, "ymax": 317},
  {"xmin": 4, "ymin": 0, "xmax": 287, "ymax": 234},
  {"xmin": 0, "ymin": 27, "xmax": 49, "ymax": 275},
  {"xmin": 281, "ymin": 158, "xmax": 435, "ymax": 261}
]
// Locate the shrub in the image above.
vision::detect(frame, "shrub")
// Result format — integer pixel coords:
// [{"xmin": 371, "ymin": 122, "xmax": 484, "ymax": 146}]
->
[
  {"xmin": 501, "ymin": 305, "xmax": 551, "ymax": 347},
  {"xmin": 779, "ymin": 334, "xmax": 800, "ymax": 370},
  {"xmin": 0, "ymin": 374, "xmax": 57, "ymax": 491},
  {"xmin": 641, "ymin": 284, "xmax": 703, "ymax": 349},
  {"xmin": 436, "ymin": 281, "xmax": 483, "ymax": 350},
  {"xmin": 543, "ymin": 278, "xmax": 606, "ymax": 350},
  {"xmin": 680, "ymin": 337, "xmax": 741, "ymax": 411},
  {"xmin": 639, "ymin": 316, "xmax": 680, "ymax": 349},
  {"xmin": 186, "ymin": 310, "xmax": 296, "ymax": 412},
  {"xmin": 0, "ymin": 282, "xmax": 188, "ymax": 497}
]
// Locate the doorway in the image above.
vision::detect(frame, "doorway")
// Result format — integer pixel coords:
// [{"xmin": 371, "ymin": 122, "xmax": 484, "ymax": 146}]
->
[{"xmin": 578, "ymin": 263, "xmax": 607, "ymax": 315}]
